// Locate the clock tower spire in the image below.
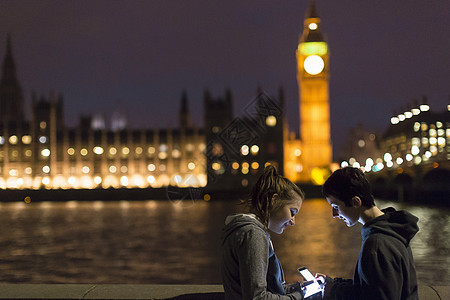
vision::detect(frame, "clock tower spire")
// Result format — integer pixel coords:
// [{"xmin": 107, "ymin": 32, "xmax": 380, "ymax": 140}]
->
[{"xmin": 296, "ymin": 0, "xmax": 332, "ymax": 183}]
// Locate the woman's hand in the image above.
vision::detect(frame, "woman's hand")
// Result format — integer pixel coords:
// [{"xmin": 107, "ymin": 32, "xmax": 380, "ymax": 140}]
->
[{"xmin": 285, "ymin": 281, "xmax": 302, "ymax": 294}]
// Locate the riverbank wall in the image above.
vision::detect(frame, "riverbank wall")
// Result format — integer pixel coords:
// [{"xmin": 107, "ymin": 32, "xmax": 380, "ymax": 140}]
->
[{"xmin": 0, "ymin": 284, "xmax": 448, "ymax": 299}]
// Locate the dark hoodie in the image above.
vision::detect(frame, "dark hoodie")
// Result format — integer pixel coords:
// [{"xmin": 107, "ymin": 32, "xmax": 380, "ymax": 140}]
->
[
  {"xmin": 221, "ymin": 214, "xmax": 302, "ymax": 300},
  {"xmin": 330, "ymin": 207, "xmax": 419, "ymax": 300}
]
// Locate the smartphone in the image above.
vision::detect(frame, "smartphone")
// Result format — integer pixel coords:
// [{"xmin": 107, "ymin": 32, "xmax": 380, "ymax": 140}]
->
[{"xmin": 298, "ymin": 267, "xmax": 323, "ymax": 298}]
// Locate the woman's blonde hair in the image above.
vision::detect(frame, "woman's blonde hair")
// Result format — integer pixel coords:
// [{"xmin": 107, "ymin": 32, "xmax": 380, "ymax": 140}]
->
[{"xmin": 246, "ymin": 165, "xmax": 304, "ymax": 229}]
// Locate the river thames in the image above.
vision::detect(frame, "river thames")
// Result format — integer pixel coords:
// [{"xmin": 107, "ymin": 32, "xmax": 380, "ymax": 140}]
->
[{"xmin": 0, "ymin": 198, "xmax": 448, "ymax": 285}]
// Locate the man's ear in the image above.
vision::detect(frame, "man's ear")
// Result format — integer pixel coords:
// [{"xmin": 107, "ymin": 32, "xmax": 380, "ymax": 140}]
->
[{"xmin": 351, "ymin": 196, "xmax": 362, "ymax": 207}]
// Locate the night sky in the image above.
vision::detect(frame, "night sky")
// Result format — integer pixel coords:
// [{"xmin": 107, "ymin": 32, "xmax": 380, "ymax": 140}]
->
[{"xmin": 0, "ymin": 0, "xmax": 449, "ymax": 154}]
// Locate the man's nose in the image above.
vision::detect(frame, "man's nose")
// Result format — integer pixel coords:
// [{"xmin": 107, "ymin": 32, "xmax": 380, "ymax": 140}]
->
[{"xmin": 332, "ymin": 208, "xmax": 339, "ymax": 218}]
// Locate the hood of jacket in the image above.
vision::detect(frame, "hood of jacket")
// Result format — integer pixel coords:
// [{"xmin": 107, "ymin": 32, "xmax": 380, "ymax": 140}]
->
[
  {"xmin": 362, "ymin": 207, "xmax": 419, "ymax": 247},
  {"xmin": 221, "ymin": 213, "xmax": 266, "ymax": 245}
]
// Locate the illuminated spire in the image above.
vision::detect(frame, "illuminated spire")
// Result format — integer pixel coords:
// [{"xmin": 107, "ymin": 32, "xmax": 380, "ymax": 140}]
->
[
  {"xmin": 306, "ymin": 0, "xmax": 319, "ymax": 19},
  {"xmin": 301, "ymin": 0, "xmax": 325, "ymax": 43}
]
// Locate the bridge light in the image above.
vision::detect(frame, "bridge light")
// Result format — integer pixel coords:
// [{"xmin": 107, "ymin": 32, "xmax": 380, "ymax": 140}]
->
[
  {"xmin": 414, "ymin": 156, "xmax": 422, "ymax": 165},
  {"xmin": 384, "ymin": 153, "xmax": 392, "ymax": 162},
  {"xmin": 391, "ymin": 117, "xmax": 399, "ymax": 125},
  {"xmin": 404, "ymin": 111, "xmax": 413, "ymax": 118},
  {"xmin": 420, "ymin": 104, "xmax": 430, "ymax": 112},
  {"xmin": 411, "ymin": 108, "xmax": 421, "ymax": 115},
  {"xmin": 398, "ymin": 114, "xmax": 406, "ymax": 122}
]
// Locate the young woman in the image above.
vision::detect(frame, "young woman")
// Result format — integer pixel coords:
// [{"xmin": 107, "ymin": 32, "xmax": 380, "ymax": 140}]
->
[{"xmin": 221, "ymin": 165, "xmax": 305, "ymax": 300}]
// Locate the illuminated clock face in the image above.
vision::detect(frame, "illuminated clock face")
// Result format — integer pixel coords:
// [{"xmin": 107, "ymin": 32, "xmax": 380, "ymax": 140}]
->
[{"xmin": 304, "ymin": 55, "xmax": 324, "ymax": 75}]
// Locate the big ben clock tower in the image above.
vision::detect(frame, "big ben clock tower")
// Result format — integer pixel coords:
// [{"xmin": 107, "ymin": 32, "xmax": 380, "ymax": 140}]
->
[{"xmin": 296, "ymin": 0, "xmax": 332, "ymax": 183}]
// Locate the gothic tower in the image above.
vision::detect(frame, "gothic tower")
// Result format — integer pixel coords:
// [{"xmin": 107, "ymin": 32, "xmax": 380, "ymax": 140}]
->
[
  {"xmin": 0, "ymin": 34, "xmax": 24, "ymax": 126},
  {"xmin": 296, "ymin": 0, "xmax": 332, "ymax": 182}
]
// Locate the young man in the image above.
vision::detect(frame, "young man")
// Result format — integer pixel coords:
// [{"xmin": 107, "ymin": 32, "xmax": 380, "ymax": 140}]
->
[{"xmin": 321, "ymin": 167, "xmax": 419, "ymax": 300}]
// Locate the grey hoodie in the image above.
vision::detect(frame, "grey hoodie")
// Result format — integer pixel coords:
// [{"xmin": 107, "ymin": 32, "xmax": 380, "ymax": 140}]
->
[{"xmin": 221, "ymin": 214, "xmax": 302, "ymax": 300}]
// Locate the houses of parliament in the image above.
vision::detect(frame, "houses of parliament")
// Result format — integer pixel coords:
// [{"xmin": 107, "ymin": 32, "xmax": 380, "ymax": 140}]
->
[{"xmin": 0, "ymin": 2, "xmax": 333, "ymax": 192}]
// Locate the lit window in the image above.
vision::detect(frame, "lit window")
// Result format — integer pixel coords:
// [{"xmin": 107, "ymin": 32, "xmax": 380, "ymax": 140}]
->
[
  {"xmin": 232, "ymin": 162, "xmax": 239, "ymax": 170},
  {"xmin": 109, "ymin": 147, "xmax": 117, "ymax": 155},
  {"xmin": 159, "ymin": 144, "xmax": 168, "ymax": 152},
  {"xmin": 158, "ymin": 152, "xmax": 167, "ymax": 159},
  {"xmin": 188, "ymin": 162, "xmax": 195, "ymax": 170},
  {"xmin": 94, "ymin": 176, "xmax": 102, "ymax": 185},
  {"xmin": 241, "ymin": 145, "xmax": 249, "ymax": 156},
  {"xmin": 41, "ymin": 149, "xmax": 51, "ymax": 157},
  {"xmin": 80, "ymin": 149, "xmax": 88, "ymax": 156},
  {"xmin": 42, "ymin": 166, "xmax": 50, "ymax": 173},
  {"xmin": 0, "ymin": 136, "xmax": 4, "ymax": 144},
  {"xmin": 436, "ymin": 121, "xmax": 443, "ymax": 128},
  {"xmin": 82, "ymin": 166, "xmax": 90, "ymax": 174},
  {"xmin": 93, "ymin": 147, "xmax": 104, "ymax": 155},
  {"xmin": 294, "ymin": 149, "xmax": 301, "ymax": 157},
  {"xmin": 186, "ymin": 144, "xmax": 194, "ymax": 152},
  {"xmin": 147, "ymin": 164, "xmax": 156, "ymax": 172},
  {"xmin": 148, "ymin": 146, "xmax": 156, "ymax": 154},
  {"xmin": 406, "ymin": 154, "xmax": 413, "ymax": 161},
  {"xmin": 172, "ymin": 149, "xmax": 181, "ymax": 158},
  {"xmin": 135, "ymin": 147, "xmax": 143, "ymax": 155},
  {"xmin": 9, "ymin": 135, "xmax": 18, "ymax": 144},
  {"xmin": 40, "ymin": 121, "xmax": 47, "ymax": 129},
  {"xmin": 25, "ymin": 167, "xmax": 32, "ymax": 175},
  {"xmin": 42, "ymin": 177, "xmax": 50, "ymax": 185},
  {"xmin": 109, "ymin": 166, "xmax": 117, "ymax": 173},
  {"xmin": 358, "ymin": 140, "xmax": 365, "ymax": 148},
  {"xmin": 22, "ymin": 135, "xmax": 32, "ymax": 144},
  {"xmin": 242, "ymin": 162, "xmax": 249, "ymax": 169},
  {"xmin": 266, "ymin": 116, "xmax": 277, "ymax": 127},
  {"xmin": 68, "ymin": 177, "xmax": 76, "ymax": 185},
  {"xmin": 396, "ymin": 157, "xmax": 403, "ymax": 165},
  {"xmin": 212, "ymin": 126, "xmax": 220, "ymax": 133},
  {"xmin": 122, "ymin": 147, "xmax": 130, "ymax": 155},
  {"xmin": 411, "ymin": 146, "xmax": 420, "ymax": 156},
  {"xmin": 147, "ymin": 176, "xmax": 155, "ymax": 184},
  {"xmin": 39, "ymin": 136, "xmax": 47, "ymax": 143},
  {"xmin": 159, "ymin": 164, "xmax": 166, "ymax": 172},
  {"xmin": 9, "ymin": 169, "xmax": 18, "ymax": 176},
  {"xmin": 120, "ymin": 176, "xmax": 129, "ymax": 186},
  {"xmin": 251, "ymin": 162, "xmax": 259, "ymax": 169},
  {"xmin": 250, "ymin": 145, "xmax": 259, "ymax": 155},
  {"xmin": 120, "ymin": 166, "xmax": 128, "ymax": 173}
]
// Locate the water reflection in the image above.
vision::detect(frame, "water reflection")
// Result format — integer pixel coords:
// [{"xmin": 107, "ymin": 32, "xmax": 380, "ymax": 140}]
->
[{"xmin": 0, "ymin": 199, "xmax": 448, "ymax": 284}]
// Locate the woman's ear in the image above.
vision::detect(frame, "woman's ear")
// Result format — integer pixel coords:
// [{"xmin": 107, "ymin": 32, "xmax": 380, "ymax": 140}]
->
[
  {"xmin": 269, "ymin": 193, "xmax": 279, "ymax": 209},
  {"xmin": 351, "ymin": 196, "xmax": 362, "ymax": 207}
]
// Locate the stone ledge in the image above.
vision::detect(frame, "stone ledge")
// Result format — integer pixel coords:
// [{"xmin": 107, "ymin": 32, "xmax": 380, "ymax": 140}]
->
[{"xmin": 0, "ymin": 284, "xmax": 447, "ymax": 299}]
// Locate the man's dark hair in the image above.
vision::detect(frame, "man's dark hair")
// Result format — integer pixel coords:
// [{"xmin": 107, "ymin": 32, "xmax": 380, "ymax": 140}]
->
[{"xmin": 322, "ymin": 167, "xmax": 375, "ymax": 207}]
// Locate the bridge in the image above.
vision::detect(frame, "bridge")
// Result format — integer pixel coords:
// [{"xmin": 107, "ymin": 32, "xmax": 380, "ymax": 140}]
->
[{"xmin": 366, "ymin": 157, "xmax": 450, "ymax": 205}]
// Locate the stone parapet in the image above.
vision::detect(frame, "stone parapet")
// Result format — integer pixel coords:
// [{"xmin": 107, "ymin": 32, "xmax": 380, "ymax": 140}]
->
[{"xmin": 0, "ymin": 284, "xmax": 447, "ymax": 299}]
